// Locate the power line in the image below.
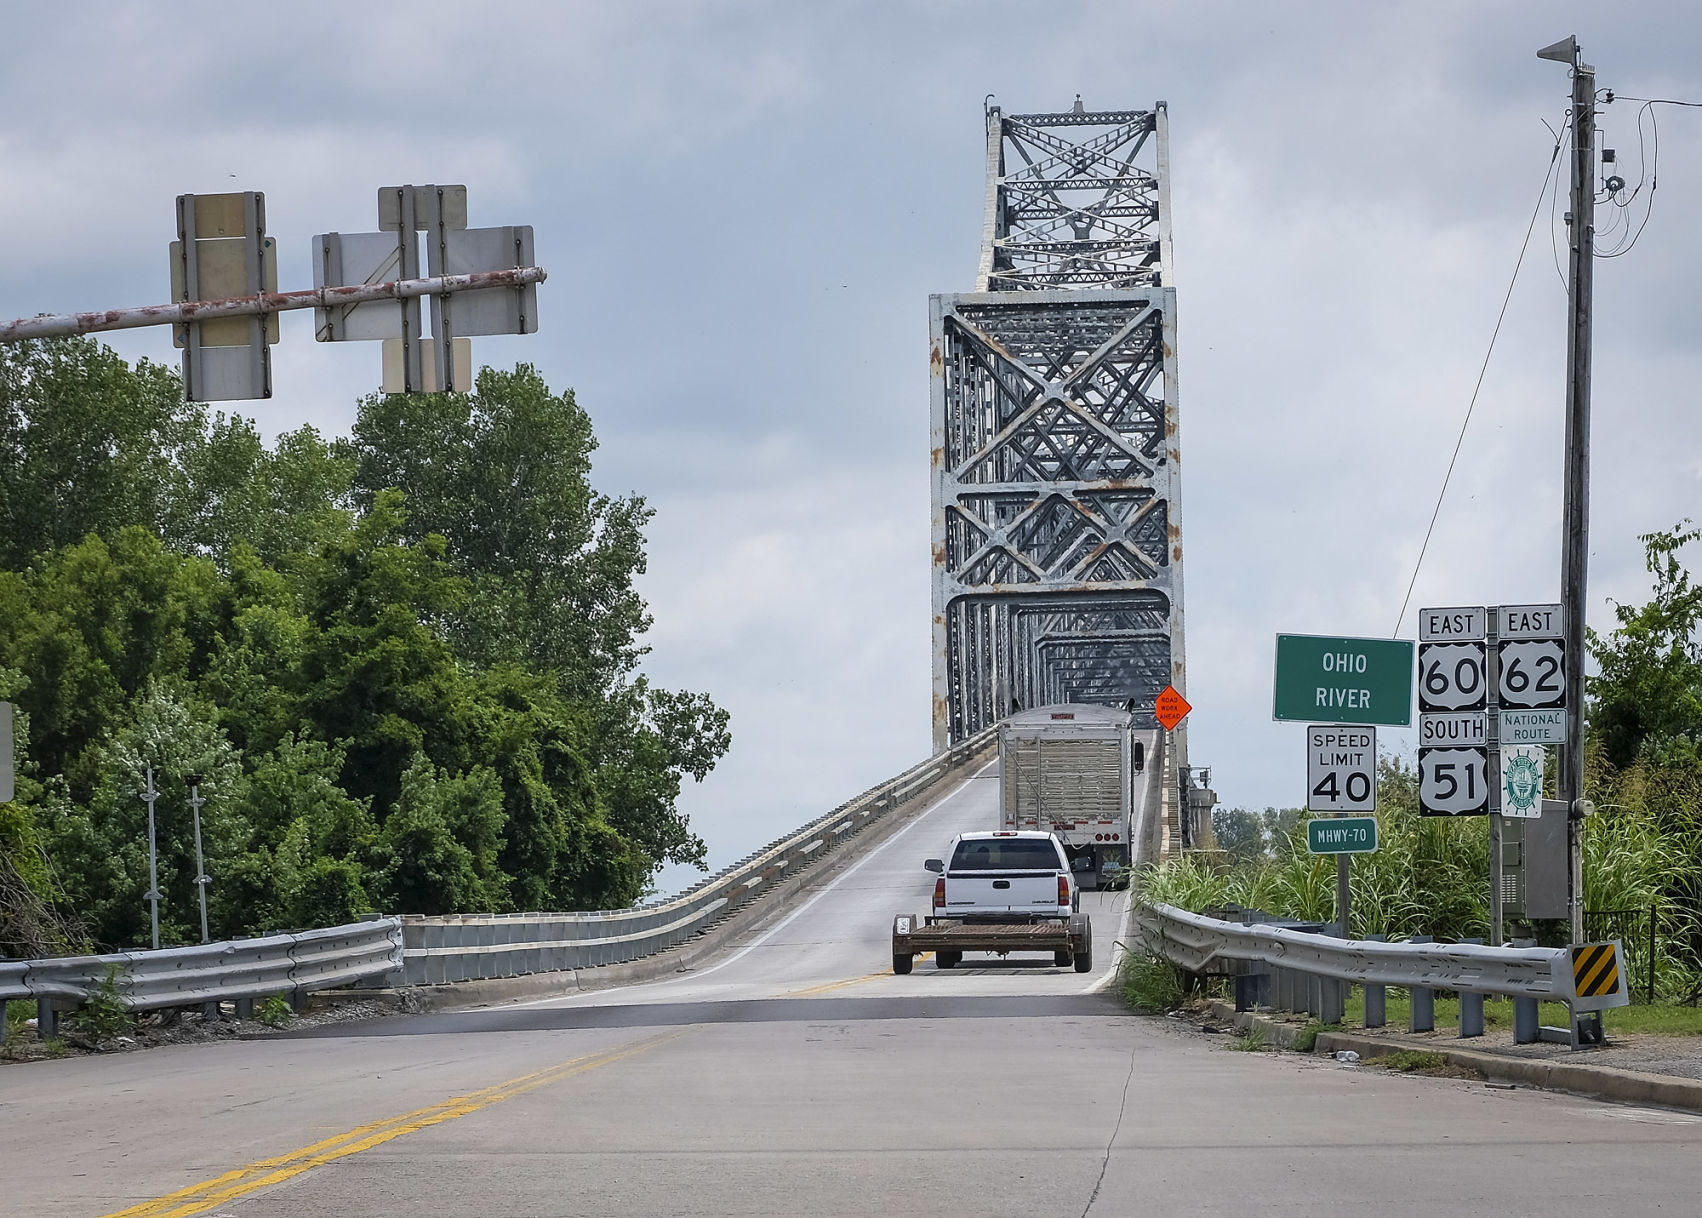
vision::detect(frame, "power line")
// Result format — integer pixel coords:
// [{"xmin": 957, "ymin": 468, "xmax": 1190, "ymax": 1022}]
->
[{"xmin": 1391, "ymin": 122, "xmax": 1568, "ymax": 638}]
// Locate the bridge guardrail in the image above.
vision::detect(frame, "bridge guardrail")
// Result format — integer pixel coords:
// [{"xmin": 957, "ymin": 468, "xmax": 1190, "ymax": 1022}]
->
[
  {"xmin": 1135, "ymin": 901, "xmax": 1562, "ymax": 998},
  {"xmin": 2, "ymin": 918, "xmax": 403, "ymax": 1033},
  {"xmin": 400, "ymin": 729, "xmax": 998, "ymax": 986},
  {"xmin": 0, "ymin": 735, "xmax": 991, "ymax": 1024},
  {"xmin": 1133, "ymin": 900, "xmax": 1615, "ymax": 1046}
]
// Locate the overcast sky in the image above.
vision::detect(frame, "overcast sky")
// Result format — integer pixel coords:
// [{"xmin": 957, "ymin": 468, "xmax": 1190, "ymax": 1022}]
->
[{"xmin": 4, "ymin": 2, "xmax": 1700, "ymax": 896}]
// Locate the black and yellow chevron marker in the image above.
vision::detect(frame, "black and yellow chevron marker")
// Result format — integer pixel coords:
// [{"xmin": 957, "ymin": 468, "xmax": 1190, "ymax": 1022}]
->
[{"xmin": 1572, "ymin": 942, "xmax": 1621, "ymax": 999}]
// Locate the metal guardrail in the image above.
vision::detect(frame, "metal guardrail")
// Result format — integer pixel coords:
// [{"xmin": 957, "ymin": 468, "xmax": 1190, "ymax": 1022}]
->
[
  {"xmin": 0, "ymin": 919, "xmax": 403, "ymax": 1025},
  {"xmin": 0, "ymin": 734, "xmax": 993, "ymax": 1026},
  {"xmin": 1132, "ymin": 900, "xmax": 1625, "ymax": 1047},
  {"xmin": 1135, "ymin": 902, "xmax": 1564, "ymax": 999},
  {"xmin": 400, "ymin": 729, "xmax": 998, "ymax": 985}
]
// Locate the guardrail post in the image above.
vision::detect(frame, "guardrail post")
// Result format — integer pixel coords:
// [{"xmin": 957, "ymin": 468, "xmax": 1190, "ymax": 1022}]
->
[
  {"xmin": 1306, "ymin": 973, "xmax": 1321, "ymax": 1018},
  {"xmin": 234, "ymin": 996, "xmax": 253, "ymax": 1021},
  {"xmin": 1456, "ymin": 939, "xmax": 1485, "ymax": 1038},
  {"xmin": 1320, "ymin": 977, "xmax": 1345, "ymax": 1025},
  {"xmin": 1408, "ymin": 936, "xmax": 1434, "ymax": 1033},
  {"xmin": 36, "ymin": 996, "xmax": 57, "ymax": 1039},
  {"xmin": 1510, "ymin": 938, "xmax": 1540, "ymax": 1043},
  {"xmin": 1234, "ymin": 971, "xmax": 1267, "ymax": 1012},
  {"xmin": 1364, "ymin": 934, "xmax": 1387, "ymax": 1028}
]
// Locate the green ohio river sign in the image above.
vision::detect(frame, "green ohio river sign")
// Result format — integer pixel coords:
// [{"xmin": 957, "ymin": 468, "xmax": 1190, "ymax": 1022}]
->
[
  {"xmin": 1306, "ymin": 817, "xmax": 1379, "ymax": 855},
  {"xmin": 1273, "ymin": 634, "xmax": 1414, "ymax": 726}
]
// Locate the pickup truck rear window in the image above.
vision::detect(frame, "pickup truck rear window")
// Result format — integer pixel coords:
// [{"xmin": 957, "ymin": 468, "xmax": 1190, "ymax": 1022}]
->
[{"xmin": 949, "ymin": 839, "xmax": 1064, "ymax": 871}]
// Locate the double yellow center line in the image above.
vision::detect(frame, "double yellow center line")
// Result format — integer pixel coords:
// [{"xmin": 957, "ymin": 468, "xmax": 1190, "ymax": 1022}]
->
[{"xmin": 103, "ymin": 1030, "xmax": 683, "ymax": 1218}]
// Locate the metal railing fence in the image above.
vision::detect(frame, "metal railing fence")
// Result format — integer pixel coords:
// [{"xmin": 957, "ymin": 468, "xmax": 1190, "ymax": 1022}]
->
[
  {"xmin": 1, "ymin": 918, "xmax": 402, "ymax": 1035},
  {"xmin": 1133, "ymin": 900, "xmax": 1610, "ymax": 1045},
  {"xmin": 1585, "ymin": 907, "xmax": 1658, "ymax": 1003},
  {"xmin": 0, "ymin": 733, "xmax": 995, "ymax": 1035}
]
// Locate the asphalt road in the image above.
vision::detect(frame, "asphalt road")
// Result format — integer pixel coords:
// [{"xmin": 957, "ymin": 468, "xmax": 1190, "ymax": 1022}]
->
[{"xmin": 6, "ymin": 760, "xmax": 1702, "ymax": 1217}]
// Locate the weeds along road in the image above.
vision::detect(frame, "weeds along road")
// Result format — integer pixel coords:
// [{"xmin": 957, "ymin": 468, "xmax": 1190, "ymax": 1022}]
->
[{"xmin": 7, "ymin": 764, "xmax": 1702, "ymax": 1217}]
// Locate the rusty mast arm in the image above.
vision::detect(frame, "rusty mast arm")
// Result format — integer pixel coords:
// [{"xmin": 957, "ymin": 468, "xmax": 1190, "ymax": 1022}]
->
[{"xmin": 0, "ymin": 266, "xmax": 547, "ymax": 344}]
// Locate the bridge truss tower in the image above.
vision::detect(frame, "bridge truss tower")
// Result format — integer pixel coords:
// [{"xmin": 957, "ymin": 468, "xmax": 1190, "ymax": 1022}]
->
[{"xmin": 931, "ymin": 100, "xmax": 1187, "ymax": 754}]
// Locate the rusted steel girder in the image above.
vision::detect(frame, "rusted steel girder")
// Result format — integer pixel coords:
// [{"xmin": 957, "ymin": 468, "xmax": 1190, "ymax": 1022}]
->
[{"xmin": 0, "ymin": 266, "xmax": 547, "ymax": 344}]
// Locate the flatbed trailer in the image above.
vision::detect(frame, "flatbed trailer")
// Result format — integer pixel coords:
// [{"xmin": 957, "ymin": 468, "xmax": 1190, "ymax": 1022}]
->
[{"xmin": 891, "ymin": 912, "xmax": 1091, "ymax": 974}]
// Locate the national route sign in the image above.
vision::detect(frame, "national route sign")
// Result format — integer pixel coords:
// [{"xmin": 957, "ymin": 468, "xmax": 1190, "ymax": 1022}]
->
[{"xmin": 1273, "ymin": 635, "xmax": 1414, "ymax": 726}]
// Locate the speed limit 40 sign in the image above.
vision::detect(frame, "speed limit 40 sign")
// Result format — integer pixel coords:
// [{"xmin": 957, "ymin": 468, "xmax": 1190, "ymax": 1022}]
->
[{"xmin": 1307, "ymin": 725, "xmax": 1376, "ymax": 812}]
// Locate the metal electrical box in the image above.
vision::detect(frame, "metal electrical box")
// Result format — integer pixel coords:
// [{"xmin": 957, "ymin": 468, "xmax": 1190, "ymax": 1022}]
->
[{"xmin": 1503, "ymin": 798, "xmax": 1570, "ymax": 920}]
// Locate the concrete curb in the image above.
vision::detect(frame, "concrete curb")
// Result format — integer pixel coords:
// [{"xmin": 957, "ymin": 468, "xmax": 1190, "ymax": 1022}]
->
[
  {"xmin": 1205, "ymin": 999, "xmax": 1702, "ymax": 1113},
  {"xmin": 393, "ymin": 749, "xmax": 994, "ymax": 1012}
]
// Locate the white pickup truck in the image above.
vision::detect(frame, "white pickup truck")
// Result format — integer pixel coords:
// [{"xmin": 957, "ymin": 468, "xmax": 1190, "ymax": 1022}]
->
[{"xmin": 890, "ymin": 830, "xmax": 1093, "ymax": 974}]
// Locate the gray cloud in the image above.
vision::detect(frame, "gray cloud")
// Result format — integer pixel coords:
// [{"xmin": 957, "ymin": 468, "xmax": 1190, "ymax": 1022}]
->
[{"xmin": 4, "ymin": 2, "xmax": 1700, "ymax": 892}]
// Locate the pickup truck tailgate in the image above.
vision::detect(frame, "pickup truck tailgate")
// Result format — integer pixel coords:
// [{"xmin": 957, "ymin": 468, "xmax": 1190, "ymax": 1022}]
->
[{"xmin": 943, "ymin": 871, "xmax": 1062, "ymax": 915}]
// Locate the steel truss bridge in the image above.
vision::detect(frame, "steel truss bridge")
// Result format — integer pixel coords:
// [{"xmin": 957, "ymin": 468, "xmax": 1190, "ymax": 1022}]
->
[{"xmin": 930, "ymin": 100, "xmax": 1188, "ymax": 778}]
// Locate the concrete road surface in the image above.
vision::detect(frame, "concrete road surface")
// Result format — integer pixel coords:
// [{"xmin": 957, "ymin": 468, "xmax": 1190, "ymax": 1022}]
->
[{"xmin": 5, "ymin": 762, "xmax": 1702, "ymax": 1217}]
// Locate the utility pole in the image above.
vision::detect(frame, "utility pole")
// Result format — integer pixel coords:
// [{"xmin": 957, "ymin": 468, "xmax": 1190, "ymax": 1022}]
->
[
  {"xmin": 143, "ymin": 766, "xmax": 162, "ymax": 951},
  {"xmin": 189, "ymin": 776, "xmax": 211, "ymax": 944},
  {"xmin": 1538, "ymin": 35, "xmax": 1594, "ymax": 944}
]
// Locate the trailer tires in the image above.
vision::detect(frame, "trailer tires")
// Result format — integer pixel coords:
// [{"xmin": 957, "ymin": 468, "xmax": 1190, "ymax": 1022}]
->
[
  {"xmin": 935, "ymin": 950, "xmax": 961, "ymax": 969},
  {"xmin": 1054, "ymin": 950, "xmax": 1073, "ymax": 967},
  {"xmin": 1070, "ymin": 914, "xmax": 1093, "ymax": 973},
  {"xmin": 893, "ymin": 953, "xmax": 913, "ymax": 975}
]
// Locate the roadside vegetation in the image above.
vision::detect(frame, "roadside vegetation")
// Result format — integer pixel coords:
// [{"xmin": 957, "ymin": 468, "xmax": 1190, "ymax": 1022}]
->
[
  {"xmin": 0, "ymin": 338, "xmax": 730, "ymax": 955},
  {"xmin": 1141, "ymin": 523, "xmax": 1702, "ymax": 1005}
]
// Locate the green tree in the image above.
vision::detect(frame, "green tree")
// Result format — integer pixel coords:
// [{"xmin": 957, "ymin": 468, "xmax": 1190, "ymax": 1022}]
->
[
  {"xmin": 1589, "ymin": 523, "xmax": 1702, "ymax": 769},
  {"xmin": 346, "ymin": 366, "xmax": 654, "ymax": 696},
  {"xmin": 0, "ymin": 338, "xmax": 199, "ymax": 567},
  {"xmin": 1210, "ymin": 807, "xmax": 1266, "ymax": 861},
  {"xmin": 0, "ymin": 344, "xmax": 731, "ymax": 944},
  {"xmin": 167, "ymin": 416, "xmax": 356, "ymax": 565}
]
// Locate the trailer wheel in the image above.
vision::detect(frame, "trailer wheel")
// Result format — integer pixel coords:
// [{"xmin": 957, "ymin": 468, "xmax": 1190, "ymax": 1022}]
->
[
  {"xmin": 1070, "ymin": 914, "xmax": 1094, "ymax": 973},
  {"xmin": 893, "ymin": 953, "xmax": 914, "ymax": 975},
  {"xmin": 1053, "ymin": 950, "xmax": 1072, "ymax": 967},
  {"xmin": 935, "ymin": 950, "xmax": 961, "ymax": 969}
]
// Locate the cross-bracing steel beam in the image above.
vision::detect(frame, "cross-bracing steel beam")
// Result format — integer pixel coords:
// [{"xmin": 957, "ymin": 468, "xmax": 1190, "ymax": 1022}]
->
[{"xmin": 933, "ymin": 100, "xmax": 1186, "ymax": 769}]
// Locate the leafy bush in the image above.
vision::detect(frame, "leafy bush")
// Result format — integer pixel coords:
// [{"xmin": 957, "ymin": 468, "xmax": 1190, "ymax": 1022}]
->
[
  {"xmin": 256, "ymin": 995, "xmax": 293, "ymax": 1028},
  {"xmin": 62, "ymin": 966, "xmax": 130, "ymax": 1048}
]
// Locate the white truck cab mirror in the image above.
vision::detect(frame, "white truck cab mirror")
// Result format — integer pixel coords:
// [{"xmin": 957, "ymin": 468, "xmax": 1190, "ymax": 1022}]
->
[{"xmin": 924, "ymin": 858, "xmax": 944, "ymax": 873}]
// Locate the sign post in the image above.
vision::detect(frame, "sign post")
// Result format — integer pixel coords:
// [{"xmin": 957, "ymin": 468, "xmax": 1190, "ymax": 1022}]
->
[
  {"xmin": 1275, "ymin": 636, "xmax": 1409, "ymax": 940},
  {"xmin": 1415, "ymin": 602, "xmax": 1567, "ymax": 945},
  {"xmin": 1306, "ymin": 723, "xmax": 1377, "ymax": 939}
]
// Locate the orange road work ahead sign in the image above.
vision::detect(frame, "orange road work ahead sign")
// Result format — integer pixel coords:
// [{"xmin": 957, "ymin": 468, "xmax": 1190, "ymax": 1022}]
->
[{"xmin": 1155, "ymin": 685, "xmax": 1192, "ymax": 731}]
